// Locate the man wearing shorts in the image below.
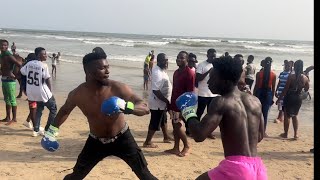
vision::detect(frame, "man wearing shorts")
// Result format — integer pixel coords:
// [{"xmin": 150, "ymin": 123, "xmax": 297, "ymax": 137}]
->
[
  {"xmin": 143, "ymin": 53, "xmax": 173, "ymax": 148},
  {"xmin": 178, "ymin": 56, "xmax": 267, "ymax": 179},
  {"xmin": 0, "ymin": 39, "xmax": 22, "ymax": 125},
  {"xmin": 165, "ymin": 51, "xmax": 195, "ymax": 157},
  {"xmin": 274, "ymin": 60, "xmax": 291, "ymax": 123},
  {"xmin": 20, "ymin": 47, "xmax": 57, "ymax": 137}
]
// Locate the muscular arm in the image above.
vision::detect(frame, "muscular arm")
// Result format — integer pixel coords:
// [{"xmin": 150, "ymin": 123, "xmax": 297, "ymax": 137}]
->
[
  {"xmin": 52, "ymin": 90, "xmax": 77, "ymax": 128},
  {"xmin": 188, "ymin": 97, "xmax": 224, "ymax": 142},
  {"xmin": 118, "ymin": 83, "xmax": 150, "ymax": 116}
]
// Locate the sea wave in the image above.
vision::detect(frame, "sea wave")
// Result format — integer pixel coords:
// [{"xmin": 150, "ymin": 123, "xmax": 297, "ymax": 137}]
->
[
  {"xmin": 83, "ymin": 39, "xmax": 168, "ymax": 47},
  {"xmin": 36, "ymin": 35, "xmax": 85, "ymax": 41},
  {"xmin": 59, "ymin": 58, "xmax": 80, "ymax": 64},
  {"xmin": 244, "ymin": 45, "xmax": 313, "ymax": 53},
  {"xmin": 227, "ymin": 40, "xmax": 267, "ymax": 44}
]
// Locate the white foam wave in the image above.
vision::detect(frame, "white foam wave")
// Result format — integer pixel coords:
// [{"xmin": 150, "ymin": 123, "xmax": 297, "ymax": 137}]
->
[
  {"xmin": 0, "ymin": 33, "xmax": 22, "ymax": 37},
  {"xmin": 244, "ymin": 45, "xmax": 313, "ymax": 53},
  {"xmin": 162, "ymin": 37, "xmax": 177, "ymax": 41},
  {"xmin": 110, "ymin": 55, "xmax": 146, "ymax": 62},
  {"xmin": 36, "ymin": 35, "xmax": 85, "ymax": 41},
  {"xmin": 83, "ymin": 39, "xmax": 168, "ymax": 47},
  {"xmin": 285, "ymin": 44, "xmax": 314, "ymax": 49},
  {"xmin": 180, "ymin": 38, "xmax": 220, "ymax": 43},
  {"xmin": 59, "ymin": 58, "xmax": 80, "ymax": 64},
  {"xmin": 228, "ymin": 40, "xmax": 267, "ymax": 44}
]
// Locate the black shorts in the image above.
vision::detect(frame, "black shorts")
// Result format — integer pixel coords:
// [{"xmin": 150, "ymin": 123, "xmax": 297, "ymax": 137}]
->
[
  {"xmin": 245, "ymin": 78, "xmax": 254, "ymax": 88},
  {"xmin": 64, "ymin": 129, "xmax": 157, "ymax": 180},
  {"xmin": 149, "ymin": 109, "xmax": 167, "ymax": 131}
]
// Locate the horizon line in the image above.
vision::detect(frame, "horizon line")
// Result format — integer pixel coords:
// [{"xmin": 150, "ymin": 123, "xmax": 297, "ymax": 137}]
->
[{"xmin": 1, "ymin": 27, "xmax": 314, "ymax": 42}]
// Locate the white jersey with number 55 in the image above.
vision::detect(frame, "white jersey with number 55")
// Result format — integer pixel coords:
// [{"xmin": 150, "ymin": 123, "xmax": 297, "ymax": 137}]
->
[{"xmin": 20, "ymin": 60, "xmax": 52, "ymax": 102}]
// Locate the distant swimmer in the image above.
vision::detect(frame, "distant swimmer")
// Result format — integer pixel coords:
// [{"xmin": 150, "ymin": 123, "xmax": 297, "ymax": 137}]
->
[
  {"xmin": 56, "ymin": 52, "xmax": 61, "ymax": 63},
  {"xmin": 144, "ymin": 50, "xmax": 154, "ymax": 70},
  {"xmin": 0, "ymin": 39, "xmax": 22, "ymax": 125},
  {"xmin": 143, "ymin": 63, "xmax": 150, "ymax": 90},
  {"xmin": 11, "ymin": 42, "xmax": 16, "ymax": 54},
  {"xmin": 176, "ymin": 56, "xmax": 267, "ymax": 180},
  {"xmin": 49, "ymin": 53, "xmax": 57, "ymax": 77}
]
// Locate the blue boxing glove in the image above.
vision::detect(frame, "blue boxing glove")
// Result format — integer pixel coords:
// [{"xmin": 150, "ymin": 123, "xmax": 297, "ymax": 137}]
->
[
  {"xmin": 176, "ymin": 92, "xmax": 198, "ymax": 122},
  {"xmin": 101, "ymin": 96, "xmax": 135, "ymax": 116},
  {"xmin": 41, "ymin": 125, "xmax": 59, "ymax": 152}
]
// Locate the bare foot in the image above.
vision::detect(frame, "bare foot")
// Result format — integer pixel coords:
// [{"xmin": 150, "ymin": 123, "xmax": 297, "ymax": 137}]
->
[
  {"xmin": 5, "ymin": 120, "xmax": 16, "ymax": 126},
  {"xmin": 310, "ymin": 148, "xmax": 314, "ymax": 153},
  {"xmin": 178, "ymin": 147, "xmax": 190, "ymax": 157},
  {"xmin": 163, "ymin": 136, "xmax": 174, "ymax": 143},
  {"xmin": 0, "ymin": 118, "xmax": 10, "ymax": 123},
  {"xmin": 274, "ymin": 119, "xmax": 280, "ymax": 123},
  {"xmin": 279, "ymin": 133, "xmax": 288, "ymax": 138},
  {"xmin": 164, "ymin": 148, "xmax": 180, "ymax": 155},
  {"xmin": 293, "ymin": 136, "xmax": 299, "ymax": 140},
  {"xmin": 143, "ymin": 143, "xmax": 158, "ymax": 148}
]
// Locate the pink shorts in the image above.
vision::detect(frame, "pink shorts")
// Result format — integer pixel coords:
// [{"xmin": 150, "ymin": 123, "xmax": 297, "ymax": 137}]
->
[{"xmin": 208, "ymin": 156, "xmax": 267, "ymax": 180}]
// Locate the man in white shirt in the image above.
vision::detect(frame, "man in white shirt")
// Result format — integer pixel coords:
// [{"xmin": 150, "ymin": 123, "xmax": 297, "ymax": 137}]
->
[
  {"xmin": 143, "ymin": 53, "xmax": 173, "ymax": 148},
  {"xmin": 20, "ymin": 47, "xmax": 57, "ymax": 136},
  {"xmin": 194, "ymin": 49, "xmax": 219, "ymax": 138}
]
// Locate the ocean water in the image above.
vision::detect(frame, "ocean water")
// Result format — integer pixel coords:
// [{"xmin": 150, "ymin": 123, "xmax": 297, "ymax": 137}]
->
[{"xmin": 0, "ymin": 28, "xmax": 314, "ymax": 125}]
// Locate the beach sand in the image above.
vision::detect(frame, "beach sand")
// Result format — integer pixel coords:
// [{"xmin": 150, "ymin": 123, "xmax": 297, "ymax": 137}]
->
[
  {"xmin": 0, "ymin": 61, "xmax": 314, "ymax": 180},
  {"xmin": 0, "ymin": 94, "xmax": 314, "ymax": 180}
]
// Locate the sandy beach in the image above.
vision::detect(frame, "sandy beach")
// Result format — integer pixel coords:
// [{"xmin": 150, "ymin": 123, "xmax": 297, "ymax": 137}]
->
[{"xmin": 0, "ymin": 64, "xmax": 314, "ymax": 180}]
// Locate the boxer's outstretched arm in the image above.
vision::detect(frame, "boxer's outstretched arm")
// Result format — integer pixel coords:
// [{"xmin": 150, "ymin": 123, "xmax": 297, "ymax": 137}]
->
[
  {"xmin": 117, "ymin": 83, "xmax": 149, "ymax": 116},
  {"xmin": 188, "ymin": 97, "xmax": 223, "ymax": 142},
  {"xmin": 53, "ymin": 90, "xmax": 77, "ymax": 128}
]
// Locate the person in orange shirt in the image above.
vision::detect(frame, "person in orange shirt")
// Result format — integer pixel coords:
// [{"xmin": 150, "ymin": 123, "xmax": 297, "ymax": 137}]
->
[{"xmin": 253, "ymin": 57, "xmax": 276, "ymax": 137}]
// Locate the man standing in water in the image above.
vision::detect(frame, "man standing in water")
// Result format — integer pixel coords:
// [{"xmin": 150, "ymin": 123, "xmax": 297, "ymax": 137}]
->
[
  {"xmin": 0, "ymin": 39, "xmax": 22, "ymax": 125},
  {"xmin": 176, "ymin": 56, "xmax": 267, "ymax": 179},
  {"xmin": 41, "ymin": 49, "xmax": 157, "ymax": 180}
]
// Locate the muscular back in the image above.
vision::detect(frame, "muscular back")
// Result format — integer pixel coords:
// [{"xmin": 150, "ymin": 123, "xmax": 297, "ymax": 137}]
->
[{"xmin": 217, "ymin": 91, "xmax": 263, "ymax": 157}]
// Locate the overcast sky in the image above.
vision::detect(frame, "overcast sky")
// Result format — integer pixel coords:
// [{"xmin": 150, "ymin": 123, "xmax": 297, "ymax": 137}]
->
[{"xmin": 0, "ymin": 0, "xmax": 313, "ymax": 41}]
